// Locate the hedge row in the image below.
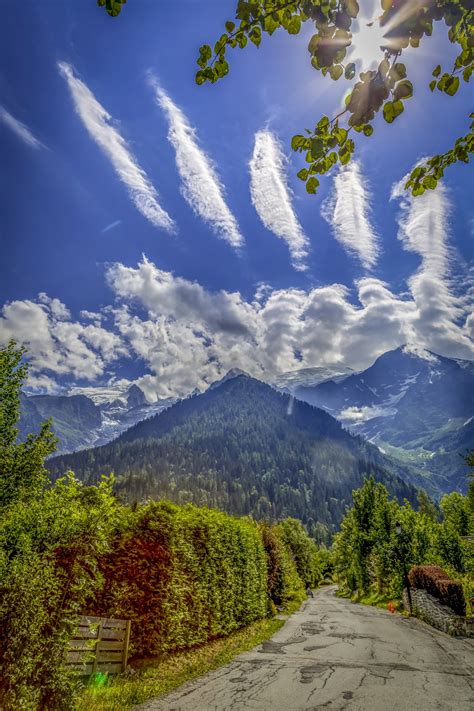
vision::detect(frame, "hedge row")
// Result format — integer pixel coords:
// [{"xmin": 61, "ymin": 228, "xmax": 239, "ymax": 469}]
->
[
  {"xmin": 90, "ymin": 503, "xmax": 309, "ymax": 657},
  {"xmin": 408, "ymin": 565, "xmax": 466, "ymax": 616}
]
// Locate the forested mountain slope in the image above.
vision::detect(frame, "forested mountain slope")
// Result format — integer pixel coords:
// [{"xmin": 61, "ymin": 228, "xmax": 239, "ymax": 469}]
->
[{"xmin": 49, "ymin": 374, "xmax": 417, "ymax": 537}]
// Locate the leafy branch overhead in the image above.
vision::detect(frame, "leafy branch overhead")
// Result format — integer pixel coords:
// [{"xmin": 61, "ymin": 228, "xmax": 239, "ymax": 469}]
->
[{"xmin": 100, "ymin": 1, "xmax": 473, "ymax": 197}]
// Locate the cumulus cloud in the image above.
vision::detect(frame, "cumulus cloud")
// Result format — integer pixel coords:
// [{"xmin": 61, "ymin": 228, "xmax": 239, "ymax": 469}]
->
[
  {"xmin": 58, "ymin": 62, "xmax": 175, "ymax": 232},
  {"xmin": 0, "ymin": 297, "xmax": 127, "ymax": 390},
  {"xmin": 0, "ymin": 105, "xmax": 45, "ymax": 149},
  {"xmin": 102, "ymin": 254, "xmax": 473, "ymax": 399},
  {"xmin": 322, "ymin": 161, "xmax": 379, "ymax": 269},
  {"xmin": 249, "ymin": 130, "xmax": 309, "ymax": 271},
  {"xmin": 3, "ymin": 248, "xmax": 473, "ymax": 398},
  {"xmin": 150, "ymin": 79, "xmax": 243, "ymax": 248}
]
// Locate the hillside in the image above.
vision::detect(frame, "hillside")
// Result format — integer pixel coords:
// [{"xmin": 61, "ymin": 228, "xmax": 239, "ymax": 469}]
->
[
  {"xmin": 291, "ymin": 347, "xmax": 474, "ymax": 494},
  {"xmin": 49, "ymin": 374, "xmax": 417, "ymax": 537}
]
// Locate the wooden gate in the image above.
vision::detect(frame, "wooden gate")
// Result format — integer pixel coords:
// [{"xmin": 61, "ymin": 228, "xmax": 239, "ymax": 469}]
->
[{"xmin": 66, "ymin": 615, "xmax": 131, "ymax": 675}]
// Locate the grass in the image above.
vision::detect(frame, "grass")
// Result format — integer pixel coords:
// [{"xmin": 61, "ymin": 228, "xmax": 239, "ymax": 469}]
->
[
  {"xmin": 337, "ymin": 586, "xmax": 404, "ymax": 613},
  {"xmin": 76, "ymin": 615, "xmax": 289, "ymax": 710}
]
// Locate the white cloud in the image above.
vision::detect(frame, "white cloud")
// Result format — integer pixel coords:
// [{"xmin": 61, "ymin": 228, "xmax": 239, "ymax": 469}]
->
[
  {"xmin": 322, "ymin": 161, "xmax": 379, "ymax": 269},
  {"xmin": 4, "ymin": 160, "xmax": 474, "ymax": 401},
  {"xmin": 58, "ymin": 62, "xmax": 175, "ymax": 232},
  {"xmin": 391, "ymin": 175, "xmax": 473, "ymax": 358},
  {"xmin": 249, "ymin": 130, "xmax": 309, "ymax": 271},
  {"xmin": 0, "ymin": 105, "xmax": 44, "ymax": 150},
  {"xmin": 3, "ymin": 252, "xmax": 473, "ymax": 398},
  {"xmin": 339, "ymin": 404, "xmax": 396, "ymax": 422},
  {"xmin": 150, "ymin": 79, "xmax": 243, "ymax": 248},
  {"xmin": 102, "ymin": 254, "xmax": 473, "ymax": 399},
  {"xmin": 0, "ymin": 297, "xmax": 127, "ymax": 389}
]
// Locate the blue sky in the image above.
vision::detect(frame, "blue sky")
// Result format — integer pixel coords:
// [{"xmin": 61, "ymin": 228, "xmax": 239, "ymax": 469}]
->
[{"xmin": 1, "ymin": 0, "xmax": 473, "ymax": 399}]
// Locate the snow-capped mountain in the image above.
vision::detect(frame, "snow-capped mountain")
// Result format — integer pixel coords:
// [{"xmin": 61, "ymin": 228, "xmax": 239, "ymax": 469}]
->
[
  {"xmin": 19, "ymin": 384, "xmax": 177, "ymax": 455},
  {"xmin": 273, "ymin": 365, "xmax": 355, "ymax": 391},
  {"xmin": 292, "ymin": 347, "xmax": 474, "ymax": 494}
]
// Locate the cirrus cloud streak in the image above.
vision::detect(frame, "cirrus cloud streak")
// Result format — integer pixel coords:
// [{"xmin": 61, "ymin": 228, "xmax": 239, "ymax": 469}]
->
[
  {"xmin": 250, "ymin": 130, "xmax": 310, "ymax": 271},
  {"xmin": 151, "ymin": 78, "xmax": 243, "ymax": 248},
  {"xmin": 58, "ymin": 62, "xmax": 175, "ymax": 232}
]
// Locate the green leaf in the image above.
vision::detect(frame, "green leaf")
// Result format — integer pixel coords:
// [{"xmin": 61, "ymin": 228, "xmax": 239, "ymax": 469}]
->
[
  {"xmin": 329, "ymin": 64, "xmax": 344, "ymax": 80},
  {"xmin": 422, "ymin": 175, "xmax": 438, "ymax": 190},
  {"xmin": 287, "ymin": 15, "xmax": 301, "ymax": 34},
  {"xmin": 383, "ymin": 100, "xmax": 403, "ymax": 124},
  {"xmin": 291, "ymin": 135, "xmax": 307, "ymax": 151},
  {"xmin": 393, "ymin": 79, "xmax": 413, "ymax": 101},
  {"xmin": 345, "ymin": 63, "xmax": 356, "ymax": 80},
  {"xmin": 311, "ymin": 138, "xmax": 325, "ymax": 158},
  {"xmin": 383, "ymin": 101, "xmax": 395, "ymax": 123},
  {"xmin": 429, "ymin": 79, "xmax": 436, "ymax": 91},
  {"xmin": 306, "ymin": 177, "xmax": 320, "ymax": 194},
  {"xmin": 250, "ymin": 27, "xmax": 262, "ymax": 47},
  {"xmin": 297, "ymin": 168, "xmax": 309, "ymax": 181},
  {"xmin": 225, "ymin": 21, "xmax": 236, "ymax": 33},
  {"xmin": 444, "ymin": 76, "xmax": 460, "ymax": 96},
  {"xmin": 392, "ymin": 99, "xmax": 404, "ymax": 120},
  {"xmin": 392, "ymin": 63, "xmax": 407, "ymax": 80},
  {"xmin": 363, "ymin": 125, "xmax": 373, "ymax": 136},
  {"xmin": 432, "ymin": 64, "xmax": 441, "ymax": 77}
]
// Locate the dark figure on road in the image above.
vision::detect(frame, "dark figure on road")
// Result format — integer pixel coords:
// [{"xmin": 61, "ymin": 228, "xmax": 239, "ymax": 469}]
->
[{"xmin": 306, "ymin": 585, "xmax": 314, "ymax": 598}]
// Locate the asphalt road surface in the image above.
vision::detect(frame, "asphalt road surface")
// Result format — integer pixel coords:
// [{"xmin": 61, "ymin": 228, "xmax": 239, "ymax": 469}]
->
[{"xmin": 139, "ymin": 585, "xmax": 474, "ymax": 711}]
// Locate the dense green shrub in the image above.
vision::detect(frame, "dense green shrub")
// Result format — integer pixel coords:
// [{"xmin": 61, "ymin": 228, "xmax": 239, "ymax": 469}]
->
[
  {"xmin": 408, "ymin": 565, "xmax": 466, "ymax": 617},
  {"xmin": 0, "ymin": 476, "xmax": 118, "ymax": 710},
  {"xmin": 91, "ymin": 501, "xmax": 268, "ymax": 656},
  {"xmin": 0, "ymin": 342, "xmax": 119, "ymax": 710},
  {"xmin": 258, "ymin": 522, "xmax": 305, "ymax": 610},
  {"xmin": 274, "ymin": 518, "xmax": 323, "ymax": 587}
]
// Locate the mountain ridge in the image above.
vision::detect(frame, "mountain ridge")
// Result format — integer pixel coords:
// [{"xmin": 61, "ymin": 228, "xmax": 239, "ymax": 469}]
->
[
  {"xmin": 291, "ymin": 346, "xmax": 473, "ymax": 493},
  {"xmin": 48, "ymin": 373, "xmax": 418, "ymax": 537}
]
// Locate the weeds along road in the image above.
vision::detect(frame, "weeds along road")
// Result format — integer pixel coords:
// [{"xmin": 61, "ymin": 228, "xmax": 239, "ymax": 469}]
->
[{"xmin": 139, "ymin": 585, "xmax": 474, "ymax": 711}]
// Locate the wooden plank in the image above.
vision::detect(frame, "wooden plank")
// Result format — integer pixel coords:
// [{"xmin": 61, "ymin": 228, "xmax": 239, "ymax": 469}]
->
[
  {"xmin": 95, "ymin": 628, "xmax": 126, "ymax": 641},
  {"xmin": 95, "ymin": 640, "xmax": 124, "ymax": 651},
  {"xmin": 96, "ymin": 652, "xmax": 123, "ymax": 663},
  {"xmin": 80, "ymin": 615, "xmax": 102, "ymax": 624},
  {"xmin": 74, "ymin": 628, "xmax": 99, "ymax": 640},
  {"xmin": 77, "ymin": 615, "xmax": 128, "ymax": 628},
  {"xmin": 67, "ymin": 651, "xmax": 94, "ymax": 664},
  {"xmin": 69, "ymin": 639, "xmax": 97, "ymax": 650},
  {"xmin": 101, "ymin": 619, "xmax": 127, "ymax": 629},
  {"xmin": 67, "ymin": 663, "xmax": 94, "ymax": 674}
]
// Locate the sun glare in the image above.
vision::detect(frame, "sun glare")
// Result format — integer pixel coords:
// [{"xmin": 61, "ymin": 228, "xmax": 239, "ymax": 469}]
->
[{"xmin": 349, "ymin": 14, "xmax": 390, "ymax": 69}]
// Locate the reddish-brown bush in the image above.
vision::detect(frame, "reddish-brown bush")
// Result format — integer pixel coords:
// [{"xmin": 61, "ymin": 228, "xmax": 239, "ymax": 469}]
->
[{"xmin": 408, "ymin": 565, "xmax": 466, "ymax": 616}]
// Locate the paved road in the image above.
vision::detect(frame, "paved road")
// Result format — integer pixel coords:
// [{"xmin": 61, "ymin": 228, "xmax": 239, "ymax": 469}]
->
[{"xmin": 139, "ymin": 586, "xmax": 474, "ymax": 711}]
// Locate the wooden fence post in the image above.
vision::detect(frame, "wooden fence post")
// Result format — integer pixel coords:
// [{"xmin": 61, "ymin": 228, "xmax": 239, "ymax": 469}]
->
[{"xmin": 122, "ymin": 619, "xmax": 131, "ymax": 672}]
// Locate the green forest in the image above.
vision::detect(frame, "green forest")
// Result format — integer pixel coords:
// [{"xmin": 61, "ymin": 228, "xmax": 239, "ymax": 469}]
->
[
  {"xmin": 49, "ymin": 374, "xmax": 417, "ymax": 542},
  {"xmin": 1, "ymin": 342, "xmax": 472, "ymax": 710}
]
